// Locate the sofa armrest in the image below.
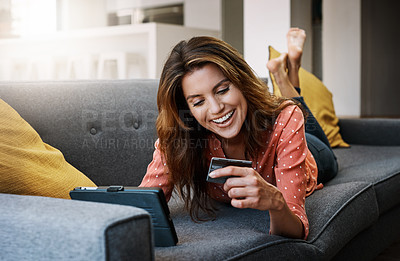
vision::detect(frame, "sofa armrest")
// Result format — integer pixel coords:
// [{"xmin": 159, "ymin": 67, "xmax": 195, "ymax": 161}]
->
[
  {"xmin": 338, "ymin": 118, "xmax": 400, "ymax": 146},
  {"xmin": 0, "ymin": 193, "xmax": 153, "ymax": 261}
]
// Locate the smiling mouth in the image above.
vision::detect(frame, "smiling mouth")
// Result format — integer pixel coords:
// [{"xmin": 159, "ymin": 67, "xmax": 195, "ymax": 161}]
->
[{"xmin": 212, "ymin": 110, "xmax": 234, "ymax": 124}]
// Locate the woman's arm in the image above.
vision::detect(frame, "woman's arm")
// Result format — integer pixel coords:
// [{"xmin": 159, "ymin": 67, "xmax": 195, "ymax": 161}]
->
[
  {"xmin": 139, "ymin": 139, "xmax": 174, "ymax": 201},
  {"xmin": 268, "ymin": 192, "xmax": 304, "ymax": 238},
  {"xmin": 209, "ymin": 105, "xmax": 312, "ymax": 239},
  {"xmin": 273, "ymin": 105, "xmax": 314, "ymax": 238}
]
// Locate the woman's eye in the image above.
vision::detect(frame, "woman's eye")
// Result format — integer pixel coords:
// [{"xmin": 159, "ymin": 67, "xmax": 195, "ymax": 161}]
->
[
  {"xmin": 217, "ymin": 86, "xmax": 230, "ymax": 95},
  {"xmin": 193, "ymin": 100, "xmax": 204, "ymax": 107}
]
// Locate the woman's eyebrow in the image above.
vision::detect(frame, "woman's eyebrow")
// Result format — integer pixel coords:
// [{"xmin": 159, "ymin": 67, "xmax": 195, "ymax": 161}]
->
[
  {"xmin": 186, "ymin": 78, "xmax": 230, "ymax": 101},
  {"xmin": 212, "ymin": 78, "xmax": 230, "ymax": 91},
  {"xmin": 186, "ymin": 94, "xmax": 200, "ymax": 101}
]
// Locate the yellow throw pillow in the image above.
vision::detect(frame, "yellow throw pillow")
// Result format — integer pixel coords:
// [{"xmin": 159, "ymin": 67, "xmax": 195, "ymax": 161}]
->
[
  {"xmin": 0, "ymin": 99, "xmax": 96, "ymax": 199},
  {"xmin": 268, "ymin": 46, "xmax": 349, "ymax": 148}
]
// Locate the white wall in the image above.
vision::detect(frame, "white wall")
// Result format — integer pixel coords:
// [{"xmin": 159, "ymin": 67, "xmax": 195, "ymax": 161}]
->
[
  {"xmin": 243, "ymin": 0, "xmax": 291, "ymax": 79},
  {"xmin": 184, "ymin": 0, "xmax": 221, "ymax": 31},
  {"xmin": 60, "ymin": 0, "xmax": 107, "ymax": 30},
  {"xmin": 322, "ymin": 0, "xmax": 361, "ymax": 117}
]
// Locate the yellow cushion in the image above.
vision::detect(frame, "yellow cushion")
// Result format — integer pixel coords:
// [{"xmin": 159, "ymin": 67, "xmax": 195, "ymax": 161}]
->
[
  {"xmin": 268, "ymin": 46, "xmax": 349, "ymax": 148},
  {"xmin": 0, "ymin": 99, "xmax": 96, "ymax": 199}
]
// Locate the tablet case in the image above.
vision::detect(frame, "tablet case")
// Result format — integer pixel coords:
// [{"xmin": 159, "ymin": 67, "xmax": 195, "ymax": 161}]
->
[{"xmin": 70, "ymin": 186, "xmax": 178, "ymax": 247}]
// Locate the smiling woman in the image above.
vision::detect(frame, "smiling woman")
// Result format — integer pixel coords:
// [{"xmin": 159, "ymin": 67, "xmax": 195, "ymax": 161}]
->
[
  {"xmin": 139, "ymin": 32, "xmax": 337, "ymax": 240},
  {"xmin": 182, "ymin": 64, "xmax": 248, "ymax": 143}
]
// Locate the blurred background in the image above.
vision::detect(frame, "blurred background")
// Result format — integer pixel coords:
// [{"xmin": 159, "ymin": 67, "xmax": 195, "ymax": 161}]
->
[{"xmin": 0, "ymin": 0, "xmax": 398, "ymax": 118}]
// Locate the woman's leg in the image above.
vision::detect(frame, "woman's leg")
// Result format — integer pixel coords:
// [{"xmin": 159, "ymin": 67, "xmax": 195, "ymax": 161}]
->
[
  {"xmin": 267, "ymin": 28, "xmax": 338, "ymax": 183},
  {"xmin": 287, "ymin": 27, "xmax": 305, "ymax": 88},
  {"xmin": 267, "ymin": 28, "xmax": 305, "ymax": 96},
  {"xmin": 305, "ymin": 133, "xmax": 338, "ymax": 184},
  {"xmin": 292, "ymin": 96, "xmax": 331, "ymax": 149},
  {"xmin": 267, "ymin": 28, "xmax": 331, "ymax": 148},
  {"xmin": 267, "ymin": 52, "xmax": 299, "ymax": 98}
]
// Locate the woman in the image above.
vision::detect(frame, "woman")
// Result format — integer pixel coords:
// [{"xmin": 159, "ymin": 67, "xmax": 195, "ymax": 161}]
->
[{"xmin": 140, "ymin": 28, "xmax": 337, "ymax": 239}]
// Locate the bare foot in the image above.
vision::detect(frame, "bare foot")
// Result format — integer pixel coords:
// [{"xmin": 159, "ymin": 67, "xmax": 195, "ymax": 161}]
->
[
  {"xmin": 267, "ymin": 53, "xmax": 299, "ymax": 98},
  {"xmin": 287, "ymin": 28, "xmax": 306, "ymax": 87},
  {"xmin": 287, "ymin": 28, "xmax": 306, "ymax": 67}
]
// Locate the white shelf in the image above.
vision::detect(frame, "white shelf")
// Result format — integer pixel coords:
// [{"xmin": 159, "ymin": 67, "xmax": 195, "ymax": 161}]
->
[{"xmin": 0, "ymin": 23, "xmax": 220, "ymax": 80}]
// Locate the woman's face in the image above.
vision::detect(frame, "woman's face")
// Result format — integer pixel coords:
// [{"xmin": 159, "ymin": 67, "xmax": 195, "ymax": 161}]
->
[{"xmin": 181, "ymin": 63, "xmax": 248, "ymax": 141}]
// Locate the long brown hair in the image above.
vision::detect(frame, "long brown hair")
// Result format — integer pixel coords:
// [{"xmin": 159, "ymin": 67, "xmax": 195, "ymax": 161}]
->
[{"xmin": 156, "ymin": 36, "xmax": 296, "ymax": 221}]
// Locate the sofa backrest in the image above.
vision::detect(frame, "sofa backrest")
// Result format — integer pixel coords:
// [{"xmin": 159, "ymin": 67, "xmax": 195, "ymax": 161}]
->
[{"xmin": 0, "ymin": 80, "xmax": 159, "ymax": 186}]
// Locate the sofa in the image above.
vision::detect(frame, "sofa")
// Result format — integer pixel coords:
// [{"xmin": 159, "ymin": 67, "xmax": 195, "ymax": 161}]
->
[{"xmin": 1, "ymin": 79, "xmax": 399, "ymax": 261}]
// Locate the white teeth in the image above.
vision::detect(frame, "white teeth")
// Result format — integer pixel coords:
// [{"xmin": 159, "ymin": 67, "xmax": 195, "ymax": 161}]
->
[{"xmin": 212, "ymin": 110, "xmax": 234, "ymax": 123}]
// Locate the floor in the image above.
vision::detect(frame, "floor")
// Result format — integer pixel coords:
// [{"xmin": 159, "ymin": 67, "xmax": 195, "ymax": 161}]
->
[{"xmin": 373, "ymin": 238, "xmax": 400, "ymax": 261}]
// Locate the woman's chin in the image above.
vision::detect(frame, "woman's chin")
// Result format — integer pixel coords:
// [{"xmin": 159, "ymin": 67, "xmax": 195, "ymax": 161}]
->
[{"xmin": 213, "ymin": 127, "xmax": 243, "ymax": 142}]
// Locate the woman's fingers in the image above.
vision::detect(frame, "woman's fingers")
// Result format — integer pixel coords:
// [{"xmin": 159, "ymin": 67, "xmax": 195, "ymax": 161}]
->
[
  {"xmin": 210, "ymin": 166, "xmax": 283, "ymax": 211},
  {"xmin": 208, "ymin": 166, "xmax": 251, "ymax": 179},
  {"xmin": 231, "ymin": 197, "xmax": 261, "ymax": 209},
  {"xmin": 224, "ymin": 174, "xmax": 260, "ymax": 191},
  {"xmin": 227, "ymin": 187, "xmax": 255, "ymax": 198}
]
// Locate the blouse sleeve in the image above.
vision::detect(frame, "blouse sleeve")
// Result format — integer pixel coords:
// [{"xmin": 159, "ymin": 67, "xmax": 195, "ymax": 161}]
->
[
  {"xmin": 273, "ymin": 105, "xmax": 311, "ymax": 239},
  {"xmin": 139, "ymin": 139, "xmax": 174, "ymax": 201}
]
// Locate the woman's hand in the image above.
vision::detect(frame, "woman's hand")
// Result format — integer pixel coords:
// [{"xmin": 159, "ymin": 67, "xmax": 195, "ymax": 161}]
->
[
  {"xmin": 209, "ymin": 166, "xmax": 285, "ymax": 211},
  {"xmin": 209, "ymin": 166, "xmax": 304, "ymax": 238}
]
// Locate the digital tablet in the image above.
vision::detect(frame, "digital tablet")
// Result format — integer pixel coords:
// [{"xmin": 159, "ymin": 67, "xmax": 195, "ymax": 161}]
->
[{"xmin": 70, "ymin": 186, "xmax": 178, "ymax": 247}]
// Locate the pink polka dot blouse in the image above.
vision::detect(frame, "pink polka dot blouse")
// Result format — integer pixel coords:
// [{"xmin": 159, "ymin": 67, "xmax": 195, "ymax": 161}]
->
[{"xmin": 140, "ymin": 104, "xmax": 322, "ymax": 239}]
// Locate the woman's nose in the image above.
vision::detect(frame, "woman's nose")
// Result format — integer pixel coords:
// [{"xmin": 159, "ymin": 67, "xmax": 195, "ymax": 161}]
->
[{"xmin": 208, "ymin": 97, "xmax": 224, "ymax": 114}]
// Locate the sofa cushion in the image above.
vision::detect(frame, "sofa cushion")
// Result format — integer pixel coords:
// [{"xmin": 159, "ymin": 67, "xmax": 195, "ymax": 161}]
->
[
  {"xmin": 330, "ymin": 145, "xmax": 400, "ymax": 214},
  {"xmin": 306, "ymin": 182, "xmax": 378, "ymax": 260},
  {"xmin": 332, "ymin": 204, "xmax": 400, "ymax": 261},
  {"xmin": 338, "ymin": 118, "xmax": 400, "ymax": 146},
  {"xmin": 0, "ymin": 80, "xmax": 159, "ymax": 186},
  {"xmin": 0, "ymin": 193, "xmax": 153, "ymax": 261},
  {"xmin": 0, "ymin": 99, "xmax": 96, "ymax": 199},
  {"xmin": 156, "ymin": 181, "xmax": 377, "ymax": 260}
]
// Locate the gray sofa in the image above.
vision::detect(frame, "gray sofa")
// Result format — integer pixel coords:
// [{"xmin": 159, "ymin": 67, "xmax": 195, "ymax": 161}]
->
[{"xmin": 1, "ymin": 79, "xmax": 399, "ymax": 261}]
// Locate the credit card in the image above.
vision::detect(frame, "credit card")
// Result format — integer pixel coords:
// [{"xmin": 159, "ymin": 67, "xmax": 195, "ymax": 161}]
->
[{"xmin": 206, "ymin": 157, "xmax": 252, "ymax": 184}]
